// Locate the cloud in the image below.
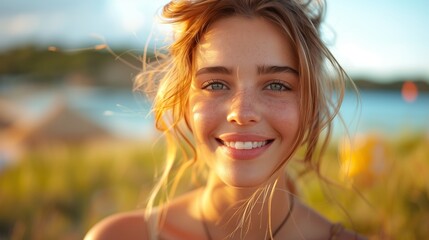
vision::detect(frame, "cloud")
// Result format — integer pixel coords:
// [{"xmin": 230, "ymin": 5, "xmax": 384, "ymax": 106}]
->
[{"xmin": 0, "ymin": 14, "xmax": 40, "ymax": 36}]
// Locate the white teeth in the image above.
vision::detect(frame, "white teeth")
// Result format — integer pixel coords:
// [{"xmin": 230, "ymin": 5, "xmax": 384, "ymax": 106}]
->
[
  {"xmin": 235, "ymin": 142, "xmax": 245, "ymax": 149},
  {"xmin": 223, "ymin": 141, "xmax": 268, "ymax": 149}
]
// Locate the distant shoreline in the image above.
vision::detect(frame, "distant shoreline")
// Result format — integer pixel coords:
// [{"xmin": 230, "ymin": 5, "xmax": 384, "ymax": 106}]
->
[{"xmin": 351, "ymin": 78, "xmax": 429, "ymax": 92}]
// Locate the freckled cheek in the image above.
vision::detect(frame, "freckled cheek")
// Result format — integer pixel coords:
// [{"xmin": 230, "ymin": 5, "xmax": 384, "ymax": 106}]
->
[
  {"xmin": 264, "ymin": 100, "xmax": 300, "ymax": 137},
  {"xmin": 189, "ymin": 99, "xmax": 223, "ymax": 142}
]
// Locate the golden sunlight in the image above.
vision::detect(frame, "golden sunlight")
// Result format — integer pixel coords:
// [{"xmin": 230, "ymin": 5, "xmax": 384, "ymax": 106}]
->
[{"xmin": 339, "ymin": 134, "xmax": 390, "ymax": 187}]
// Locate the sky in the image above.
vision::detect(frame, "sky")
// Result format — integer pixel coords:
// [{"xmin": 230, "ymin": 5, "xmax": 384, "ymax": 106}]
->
[{"xmin": 0, "ymin": 0, "xmax": 428, "ymax": 81}]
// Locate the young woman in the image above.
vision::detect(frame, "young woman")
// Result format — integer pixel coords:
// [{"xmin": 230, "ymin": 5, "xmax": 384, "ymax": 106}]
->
[{"xmin": 85, "ymin": 0, "xmax": 365, "ymax": 239}]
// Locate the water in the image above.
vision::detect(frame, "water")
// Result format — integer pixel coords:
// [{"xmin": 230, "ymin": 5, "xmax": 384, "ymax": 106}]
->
[
  {"xmin": 3, "ymin": 87, "xmax": 429, "ymax": 139},
  {"xmin": 338, "ymin": 90, "xmax": 429, "ymax": 137},
  {"xmin": 2, "ymin": 86, "xmax": 154, "ymax": 139}
]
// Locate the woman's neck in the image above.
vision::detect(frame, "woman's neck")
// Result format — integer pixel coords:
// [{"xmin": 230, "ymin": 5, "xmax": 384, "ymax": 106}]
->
[{"xmin": 200, "ymin": 172, "xmax": 293, "ymax": 239}]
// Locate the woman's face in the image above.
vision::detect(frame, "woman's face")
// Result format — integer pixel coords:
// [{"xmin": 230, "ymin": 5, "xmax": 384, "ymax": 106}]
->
[{"xmin": 188, "ymin": 16, "xmax": 300, "ymax": 187}]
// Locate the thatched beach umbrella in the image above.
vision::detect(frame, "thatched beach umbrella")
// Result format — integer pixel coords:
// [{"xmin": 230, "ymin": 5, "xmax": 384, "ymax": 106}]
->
[
  {"xmin": 0, "ymin": 98, "xmax": 22, "ymax": 130},
  {"xmin": 24, "ymin": 99, "xmax": 112, "ymax": 146},
  {"xmin": 0, "ymin": 98, "xmax": 27, "ymax": 168}
]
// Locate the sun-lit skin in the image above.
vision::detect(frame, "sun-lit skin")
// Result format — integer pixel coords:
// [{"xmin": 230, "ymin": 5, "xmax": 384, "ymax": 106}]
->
[{"xmin": 188, "ymin": 16, "xmax": 300, "ymax": 189}]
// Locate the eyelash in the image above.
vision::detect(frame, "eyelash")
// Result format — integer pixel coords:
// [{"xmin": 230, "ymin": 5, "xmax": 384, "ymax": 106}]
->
[
  {"xmin": 201, "ymin": 79, "xmax": 229, "ymax": 91},
  {"xmin": 264, "ymin": 80, "xmax": 291, "ymax": 91},
  {"xmin": 201, "ymin": 79, "xmax": 291, "ymax": 91}
]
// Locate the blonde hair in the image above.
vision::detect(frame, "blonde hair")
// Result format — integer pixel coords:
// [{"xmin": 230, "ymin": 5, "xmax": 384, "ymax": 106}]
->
[{"xmin": 135, "ymin": 0, "xmax": 352, "ymax": 231}]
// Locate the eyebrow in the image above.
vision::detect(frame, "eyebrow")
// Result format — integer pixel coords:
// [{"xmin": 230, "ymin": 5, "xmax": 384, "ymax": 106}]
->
[
  {"xmin": 195, "ymin": 65, "xmax": 299, "ymax": 76},
  {"xmin": 257, "ymin": 65, "xmax": 299, "ymax": 75},
  {"xmin": 195, "ymin": 66, "xmax": 233, "ymax": 76}
]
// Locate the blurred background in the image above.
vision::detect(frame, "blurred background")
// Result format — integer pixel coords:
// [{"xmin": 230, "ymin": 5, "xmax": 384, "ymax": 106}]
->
[{"xmin": 0, "ymin": 0, "xmax": 428, "ymax": 239}]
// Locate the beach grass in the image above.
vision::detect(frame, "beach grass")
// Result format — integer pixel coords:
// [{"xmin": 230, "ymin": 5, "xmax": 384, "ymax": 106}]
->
[{"xmin": 0, "ymin": 133, "xmax": 428, "ymax": 239}]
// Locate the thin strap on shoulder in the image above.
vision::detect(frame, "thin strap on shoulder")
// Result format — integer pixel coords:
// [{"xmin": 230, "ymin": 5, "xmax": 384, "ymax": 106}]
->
[
  {"xmin": 329, "ymin": 223, "xmax": 344, "ymax": 240},
  {"xmin": 147, "ymin": 208, "xmax": 160, "ymax": 240}
]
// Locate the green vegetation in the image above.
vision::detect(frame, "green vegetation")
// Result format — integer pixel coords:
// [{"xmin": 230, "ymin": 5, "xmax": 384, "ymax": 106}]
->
[
  {"xmin": 0, "ymin": 134, "xmax": 428, "ymax": 239},
  {"xmin": 0, "ymin": 46, "xmax": 144, "ymax": 87},
  {"xmin": 0, "ymin": 141, "xmax": 160, "ymax": 240}
]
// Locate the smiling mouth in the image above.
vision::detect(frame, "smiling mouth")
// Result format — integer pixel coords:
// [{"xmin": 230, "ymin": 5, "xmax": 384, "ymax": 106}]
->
[{"xmin": 216, "ymin": 138, "xmax": 274, "ymax": 150}]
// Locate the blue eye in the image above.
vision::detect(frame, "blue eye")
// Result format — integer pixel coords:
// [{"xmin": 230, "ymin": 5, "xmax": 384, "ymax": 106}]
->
[
  {"xmin": 202, "ymin": 80, "xmax": 229, "ymax": 90},
  {"xmin": 264, "ymin": 81, "xmax": 291, "ymax": 91}
]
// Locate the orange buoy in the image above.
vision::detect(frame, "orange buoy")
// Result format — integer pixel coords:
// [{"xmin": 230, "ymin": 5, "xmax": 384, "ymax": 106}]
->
[{"xmin": 401, "ymin": 81, "xmax": 418, "ymax": 103}]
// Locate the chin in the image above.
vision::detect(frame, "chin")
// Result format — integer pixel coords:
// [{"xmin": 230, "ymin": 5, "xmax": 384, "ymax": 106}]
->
[{"xmin": 216, "ymin": 168, "xmax": 271, "ymax": 189}]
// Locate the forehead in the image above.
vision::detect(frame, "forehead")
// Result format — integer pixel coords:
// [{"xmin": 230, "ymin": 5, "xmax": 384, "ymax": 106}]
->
[{"xmin": 195, "ymin": 16, "xmax": 298, "ymax": 70}]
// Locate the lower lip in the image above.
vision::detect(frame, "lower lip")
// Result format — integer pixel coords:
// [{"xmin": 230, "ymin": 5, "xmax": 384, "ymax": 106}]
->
[{"xmin": 219, "ymin": 142, "xmax": 272, "ymax": 160}]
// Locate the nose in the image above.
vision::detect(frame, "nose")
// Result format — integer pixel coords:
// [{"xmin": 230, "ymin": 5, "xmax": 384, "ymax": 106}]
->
[{"xmin": 226, "ymin": 89, "xmax": 261, "ymax": 125}]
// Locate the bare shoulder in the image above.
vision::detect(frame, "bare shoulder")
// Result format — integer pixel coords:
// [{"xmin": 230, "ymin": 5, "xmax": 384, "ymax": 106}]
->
[
  {"xmin": 84, "ymin": 210, "xmax": 149, "ymax": 240},
  {"xmin": 292, "ymin": 199, "xmax": 367, "ymax": 240}
]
